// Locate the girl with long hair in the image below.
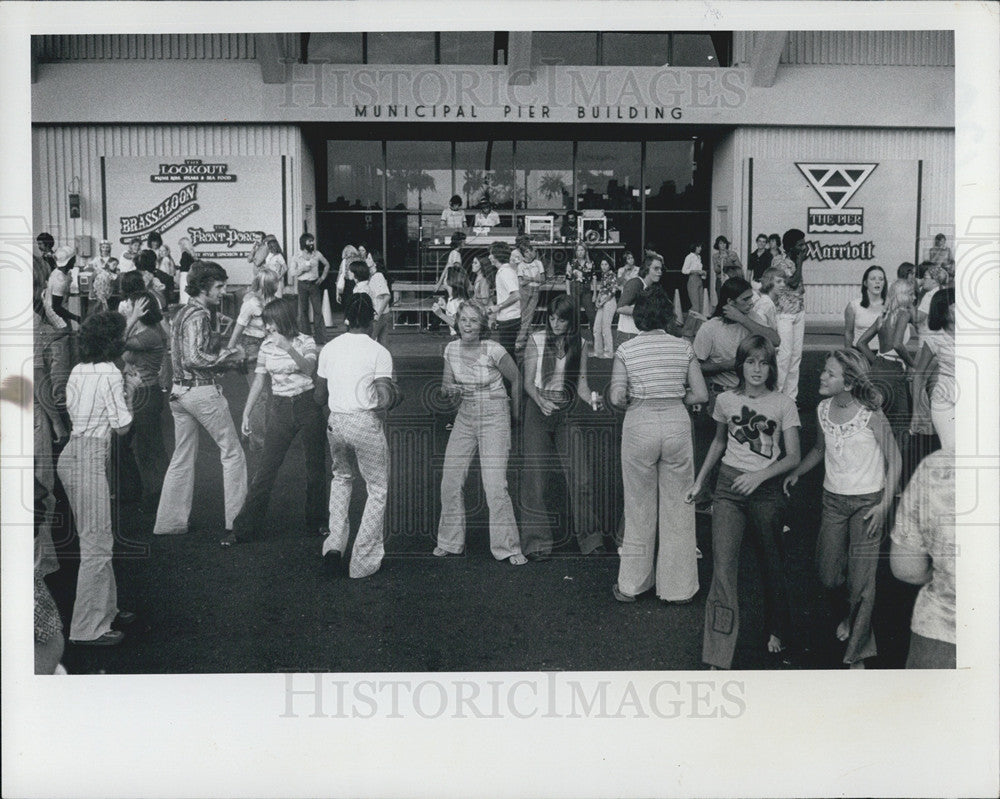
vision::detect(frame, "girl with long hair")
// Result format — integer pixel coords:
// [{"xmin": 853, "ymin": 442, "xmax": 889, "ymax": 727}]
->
[
  {"xmin": 519, "ymin": 295, "xmax": 607, "ymax": 560},
  {"xmin": 432, "ymin": 265, "xmax": 472, "ymax": 334},
  {"xmin": 856, "ymin": 277, "xmax": 915, "ymax": 439},
  {"xmin": 784, "ymin": 349, "xmax": 902, "ymax": 669},
  {"xmin": 228, "ymin": 267, "xmax": 280, "ymax": 469},
  {"xmin": 565, "ymin": 242, "xmax": 596, "ymax": 344},
  {"xmin": 687, "ymin": 336, "xmax": 801, "ymax": 667},
  {"xmin": 843, "ymin": 265, "xmax": 887, "ymax": 352}
]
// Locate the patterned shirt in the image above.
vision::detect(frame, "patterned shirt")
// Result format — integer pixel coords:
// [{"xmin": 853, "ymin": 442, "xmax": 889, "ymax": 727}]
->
[
  {"xmin": 256, "ymin": 333, "xmax": 318, "ymax": 397},
  {"xmin": 713, "ymin": 389, "xmax": 800, "ymax": 472},
  {"xmin": 615, "ymin": 330, "xmax": 694, "ymax": 402},
  {"xmin": 891, "ymin": 450, "xmax": 956, "ymax": 644},
  {"xmin": 773, "ymin": 253, "xmax": 805, "ymax": 316},
  {"xmin": 170, "ymin": 303, "xmax": 227, "ymax": 382},
  {"xmin": 594, "ymin": 270, "xmax": 618, "ymax": 306}
]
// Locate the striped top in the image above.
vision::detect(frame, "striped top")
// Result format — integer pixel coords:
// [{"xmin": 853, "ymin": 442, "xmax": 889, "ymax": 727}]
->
[
  {"xmin": 65, "ymin": 362, "xmax": 132, "ymax": 438},
  {"xmin": 615, "ymin": 330, "xmax": 694, "ymax": 402},
  {"xmin": 255, "ymin": 333, "xmax": 318, "ymax": 397}
]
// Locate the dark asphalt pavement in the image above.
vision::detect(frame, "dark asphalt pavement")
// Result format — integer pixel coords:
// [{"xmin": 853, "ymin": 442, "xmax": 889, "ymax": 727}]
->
[{"xmin": 44, "ymin": 335, "xmax": 927, "ymax": 674}]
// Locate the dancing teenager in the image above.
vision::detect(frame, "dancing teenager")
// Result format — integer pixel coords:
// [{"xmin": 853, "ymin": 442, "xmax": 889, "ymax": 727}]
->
[
  {"xmin": 223, "ymin": 300, "xmax": 326, "ymax": 547},
  {"xmin": 686, "ymin": 336, "xmax": 801, "ymax": 668},
  {"xmin": 784, "ymin": 350, "xmax": 901, "ymax": 669},
  {"xmin": 435, "ymin": 301, "xmax": 526, "ymax": 565},
  {"xmin": 519, "ymin": 295, "xmax": 607, "ymax": 560},
  {"xmin": 316, "ymin": 294, "xmax": 401, "ymax": 578},
  {"xmin": 154, "ymin": 262, "xmax": 247, "ymax": 538}
]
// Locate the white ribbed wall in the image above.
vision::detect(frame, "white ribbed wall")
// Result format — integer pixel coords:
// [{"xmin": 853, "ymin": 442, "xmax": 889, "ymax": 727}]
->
[
  {"xmin": 712, "ymin": 126, "xmax": 954, "ymax": 321},
  {"xmin": 32, "ymin": 125, "xmax": 309, "ymax": 264},
  {"xmin": 734, "ymin": 30, "xmax": 954, "ymax": 67}
]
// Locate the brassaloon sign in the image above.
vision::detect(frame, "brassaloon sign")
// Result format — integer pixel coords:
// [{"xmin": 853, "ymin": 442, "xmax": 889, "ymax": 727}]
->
[
  {"xmin": 105, "ymin": 156, "xmax": 283, "ymax": 283},
  {"xmin": 753, "ymin": 159, "xmax": 919, "ymax": 284}
]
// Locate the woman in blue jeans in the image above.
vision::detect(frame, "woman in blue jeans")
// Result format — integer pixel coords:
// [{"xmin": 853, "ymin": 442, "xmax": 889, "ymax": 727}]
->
[
  {"xmin": 610, "ymin": 287, "xmax": 708, "ymax": 603},
  {"xmin": 519, "ymin": 294, "xmax": 607, "ymax": 560},
  {"xmin": 222, "ymin": 300, "xmax": 326, "ymax": 546},
  {"xmin": 435, "ymin": 300, "xmax": 527, "ymax": 565},
  {"xmin": 685, "ymin": 336, "xmax": 801, "ymax": 668}
]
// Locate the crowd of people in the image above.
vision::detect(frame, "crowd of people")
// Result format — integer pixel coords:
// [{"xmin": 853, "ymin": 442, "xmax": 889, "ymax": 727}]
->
[{"xmin": 32, "ymin": 224, "xmax": 956, "ymax": 674}]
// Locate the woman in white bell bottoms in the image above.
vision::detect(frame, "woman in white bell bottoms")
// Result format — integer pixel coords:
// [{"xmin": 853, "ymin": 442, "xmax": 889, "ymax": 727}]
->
[
  {"xmin": 610, "ymin": 287, "xmax": 708, "ymax": 602},
  {"xmin": 435, "ymin": 301, "xmax": 527, "ymax": 565},
  {"xmin": 58, "ymin": 312, "xmax": 134, "ymax": 645}
]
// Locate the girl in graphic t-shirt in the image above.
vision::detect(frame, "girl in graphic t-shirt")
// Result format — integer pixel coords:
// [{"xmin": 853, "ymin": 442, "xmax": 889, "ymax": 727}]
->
[
  {"xmin": 783, "ymin": 349, "xmax": 902, "ymax": 669},
  {"xmin": 686, "ymin": 336, "xmax": 802, "ymax": 669}
]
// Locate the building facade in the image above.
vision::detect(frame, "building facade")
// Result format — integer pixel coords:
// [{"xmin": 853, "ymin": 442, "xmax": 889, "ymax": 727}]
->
[{"xmin": 31, "ymin": 30, "xmax": 954, "ymax": 322}]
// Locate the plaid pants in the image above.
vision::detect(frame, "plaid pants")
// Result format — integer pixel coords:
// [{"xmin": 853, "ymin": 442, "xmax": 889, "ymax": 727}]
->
[{"xmin": 325, "ymin": 410, "xmax": 388, "ymax": 578}]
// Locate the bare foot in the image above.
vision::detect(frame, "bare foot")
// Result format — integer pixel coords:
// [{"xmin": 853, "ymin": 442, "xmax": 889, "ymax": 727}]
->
[
  {"xmin": 509, "ymin": 553, "xmax": 528, "ymax": 566},
  {"xmin": 850, "ymin": 660, "xmax": 866, "ymax": 670},
  {"xmin": 767, "ymin": 635, "xmax": 784, "ymax": 653},
  {"xmin": 836, "ymin": 619, "xmax": 851, "ymax": 642}
]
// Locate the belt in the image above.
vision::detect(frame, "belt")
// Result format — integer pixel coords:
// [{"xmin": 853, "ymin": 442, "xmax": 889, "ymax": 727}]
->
[{"xmin": 174, "ymin": 377, "xmax": 217, "ymax": 387}]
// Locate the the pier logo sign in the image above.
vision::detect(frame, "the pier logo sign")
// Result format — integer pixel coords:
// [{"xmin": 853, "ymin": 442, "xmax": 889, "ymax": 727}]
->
[{"xmin": 796, "ymin": 163, "xmax": 877, "ymax": 234}]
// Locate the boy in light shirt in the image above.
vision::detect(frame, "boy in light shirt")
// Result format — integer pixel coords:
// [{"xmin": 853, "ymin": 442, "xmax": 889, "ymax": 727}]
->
[{"xmin": 752, "ymin": 266, "xmax": 784, "ymax": 334}]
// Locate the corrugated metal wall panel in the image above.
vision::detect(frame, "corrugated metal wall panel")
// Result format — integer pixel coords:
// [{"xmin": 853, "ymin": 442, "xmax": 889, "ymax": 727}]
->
[
  {"xmin": 781, "ymin": 31, "xmax": 954, "ymax": 66},
  {"xmin": 33, "ymin": 33, "xmax": 258, "ymax": 61},
  {"xmin": 32, "ymin": 124, "xmax": 303, "ymax": 249}
]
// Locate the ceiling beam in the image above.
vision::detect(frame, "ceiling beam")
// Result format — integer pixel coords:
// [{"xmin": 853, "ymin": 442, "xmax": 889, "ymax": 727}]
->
[
  {"xmin": 255, "ymin": 33, "xmax": 287, "ymax": 84},
  {"xmin": 749, "ymin": 31, "xmax": 787, "ymax": 88},
  {"xmin": 507, "ymin": 31, "xmax": 534, "ymax": 86}
]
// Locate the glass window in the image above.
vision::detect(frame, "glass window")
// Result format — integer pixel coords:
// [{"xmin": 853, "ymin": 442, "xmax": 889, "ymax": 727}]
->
[
  {"xmin": 602, "ymin": 214, "xmax": 642, "ymax": 263},
  {"xmin": 308, "ymin": 32, "xmax": 363, "ymax": 64},
  {"xmin": 575, "ymin": 141, "xmax": 641, "ymax": 210},
  {"xmin": 602, "ymin": 33, "xmax": 670, "ymax": 66},
  {"xmin": 671, "ymin": 33, "xmax": 720, "ymax": 67},
  {"xmin": 644, "ymin": 140, "xmax": 700, "ymax": 211},
  {"xmin": 515, "ymin": 140, "xmax": 572, "ymax": 211},
  {"xmin": 440, "ymin": 32, "xmax": 493, "ymax": 65},
  {"xmin": 385, "ymin": 141, "xmax": 452, "ymax": 211},
  {"xmin": 644, "ymin": 212, "xmax": 710, "ymax": 271},
  {"xmin": 386, "ymin": 213, "xmax": 417, "ymax": 272},
  {"xmin": 326, "ymin": 141, "xmax": 383, "ymax": 209},
  {"xmin": 367, "ymin": 32, "xmax": 435, "ymax": 64},
  {"xmin": 455, "ymin": 140, "xmax": 515, "ymax": 209},
  {"xmin": 315, "ymin": 212, "xmax": 384, "ymax": 266},
  {"xmin": 531, "ymin": 32, "xmax": 598, "ymax": 66}
]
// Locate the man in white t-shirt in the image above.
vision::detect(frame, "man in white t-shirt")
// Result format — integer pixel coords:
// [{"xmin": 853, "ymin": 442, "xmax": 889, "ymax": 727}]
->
[
  {"xmin": 488, "ymin": 241, "xmax": 520, "ymax": 360},
  {"xmin": 315, "ymin": 293, "xmax": 401, "ymax": 579}
]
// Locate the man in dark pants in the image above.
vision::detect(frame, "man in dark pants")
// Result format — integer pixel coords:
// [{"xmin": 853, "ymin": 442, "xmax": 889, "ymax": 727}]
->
[{"xmin": 291, "ymin": 232, "xmax": 331, "ymax": 345}]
